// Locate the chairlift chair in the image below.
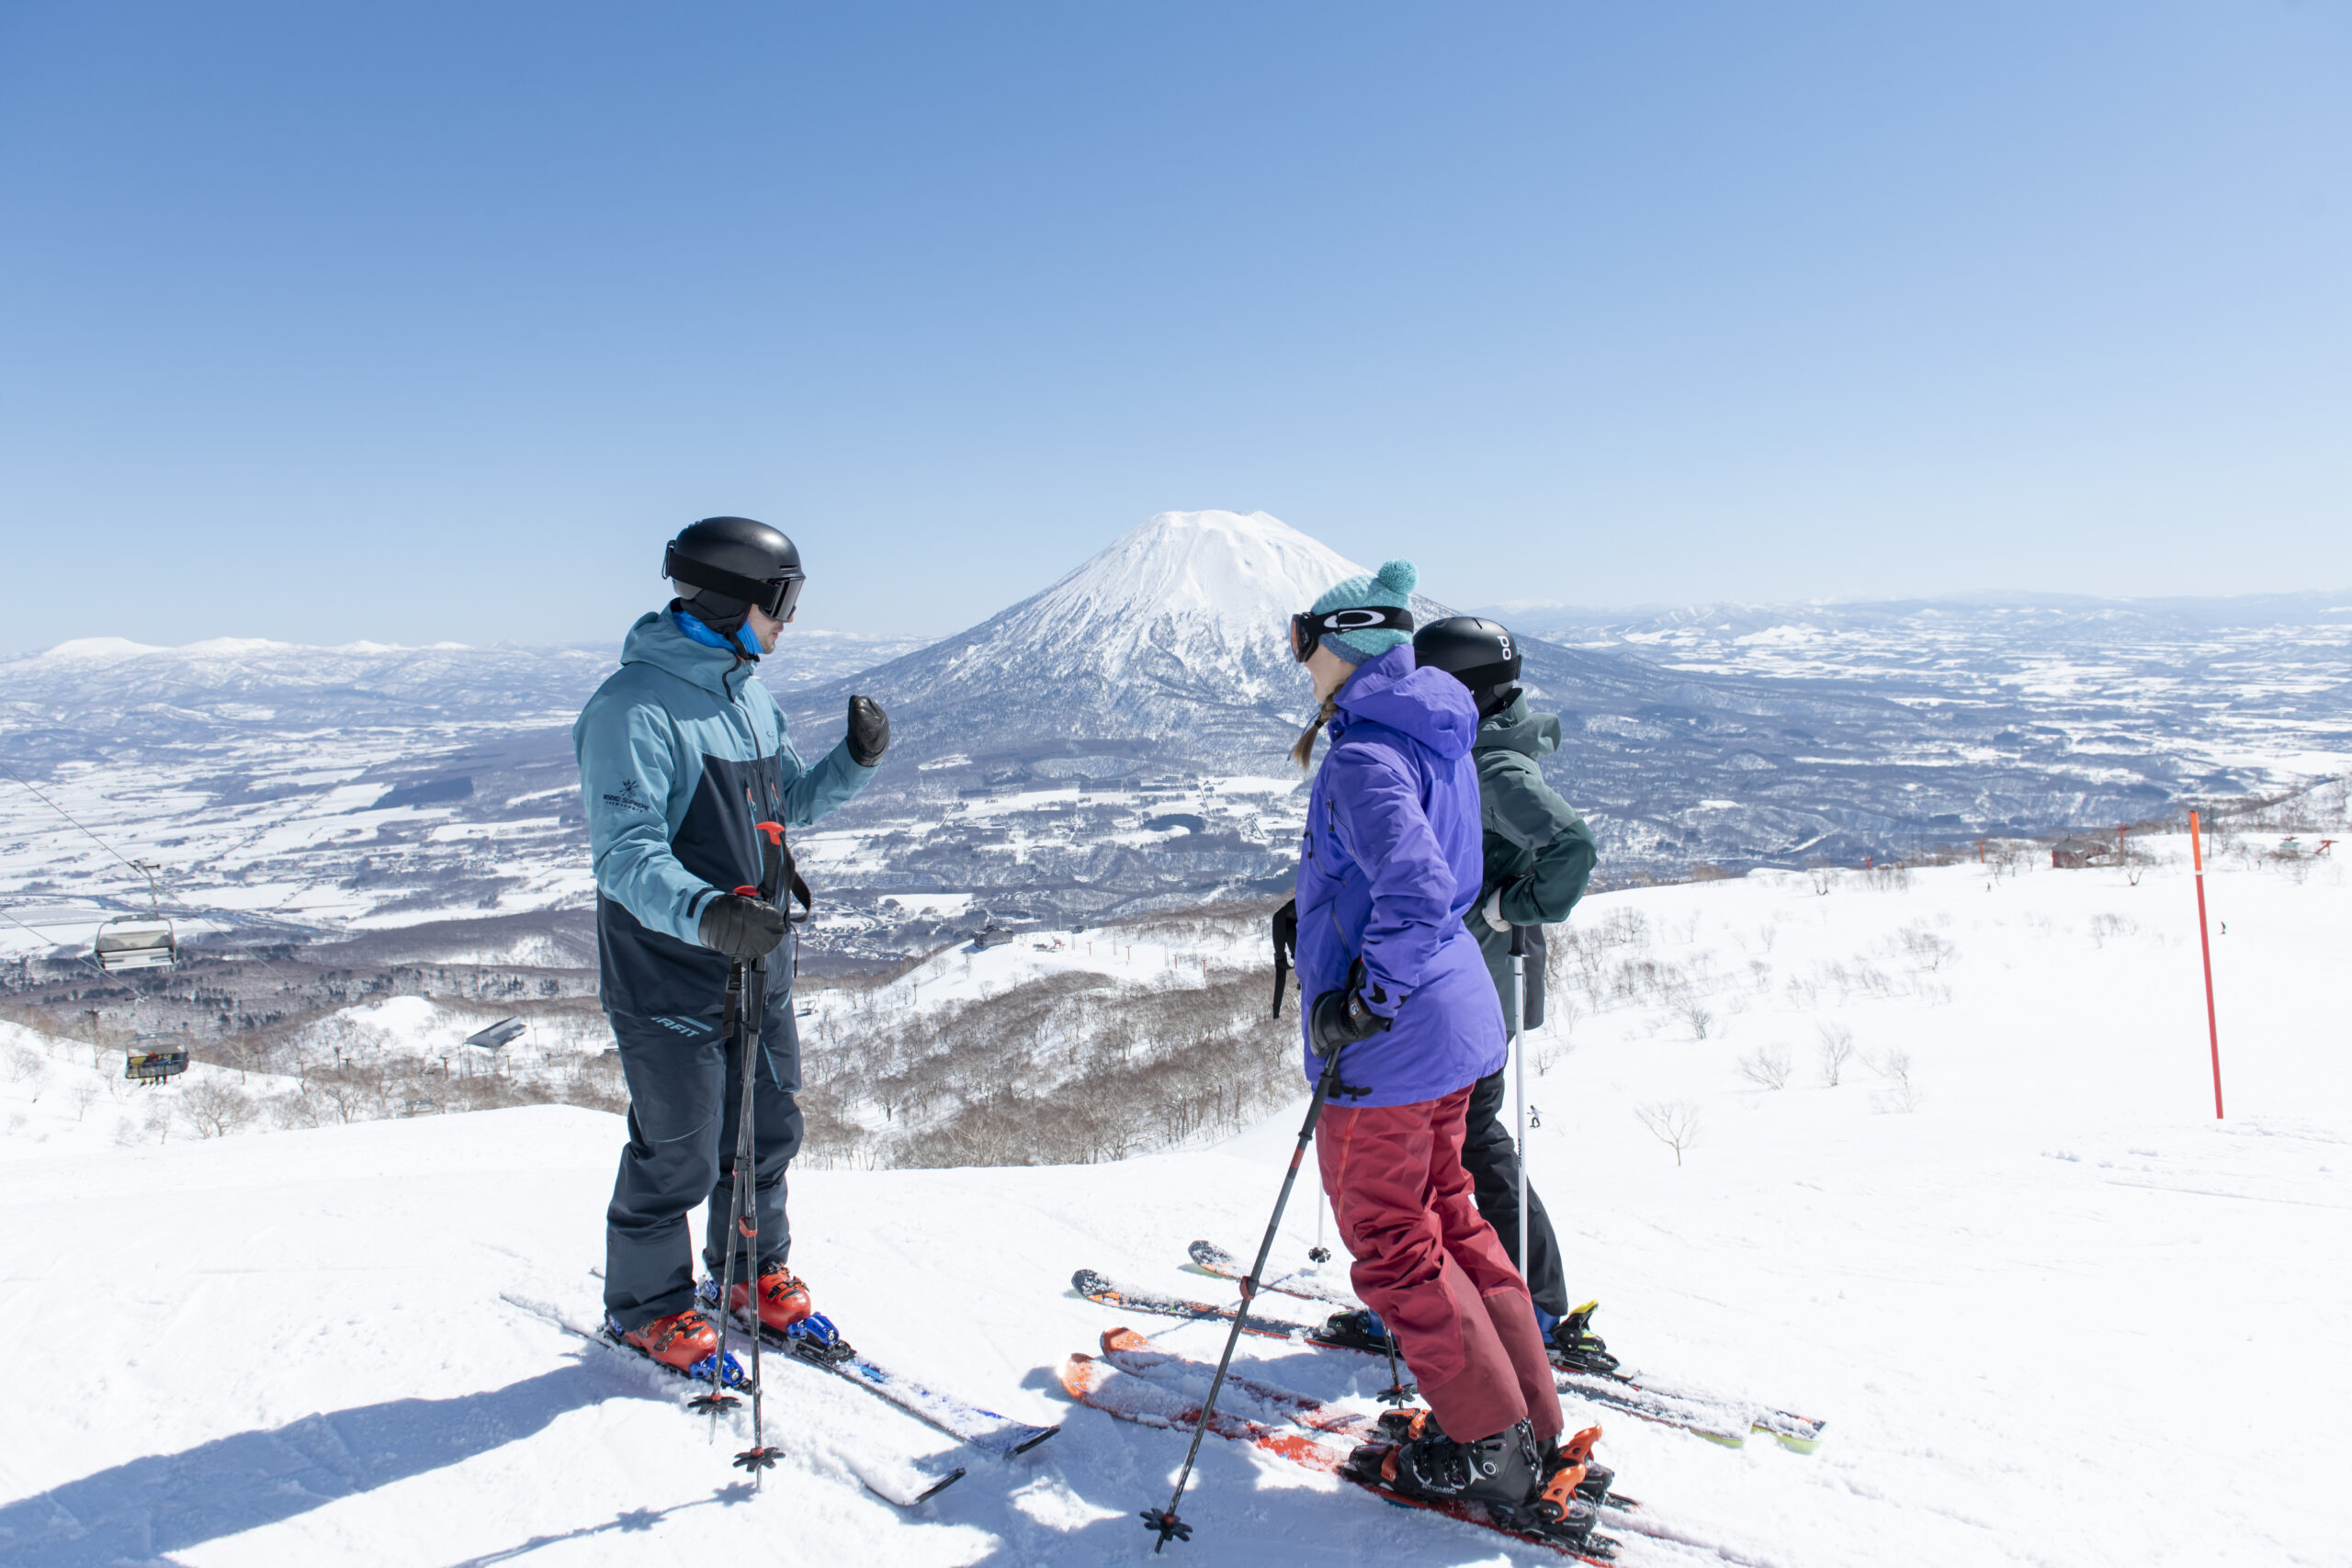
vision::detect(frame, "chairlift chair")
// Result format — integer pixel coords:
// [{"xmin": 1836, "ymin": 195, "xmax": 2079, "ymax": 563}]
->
[
  {"xmin": 94, "ymin": 913, "xmax": 177, "ymax": 974},
  {"xmin": 125, "ymin": 1035, "xmax": 190, "ymax": 1085}
]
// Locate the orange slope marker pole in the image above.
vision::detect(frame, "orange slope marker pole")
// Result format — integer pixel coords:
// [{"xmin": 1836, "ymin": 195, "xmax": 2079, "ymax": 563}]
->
[{"xmin": 2189, "ymin": 811, "xmax": 2224, "ymax": 1119}]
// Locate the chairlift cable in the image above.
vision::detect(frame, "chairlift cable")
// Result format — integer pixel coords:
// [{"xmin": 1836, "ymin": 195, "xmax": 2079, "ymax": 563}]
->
[
  {"xmin": 0, "ymin": 904, "xmax": 115, "ymax": 983},
  {"xmin": 0, "ymin": 759, "xmax": 287, "ymax": 931},
  {"xmin": 0, "ymin": 760, "xmax": 163, "ymax": 897}
]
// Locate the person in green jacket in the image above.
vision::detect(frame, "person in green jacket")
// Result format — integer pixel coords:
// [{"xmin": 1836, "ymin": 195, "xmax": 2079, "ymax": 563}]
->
[{"xmin": 1414, "ymin": 616, "xmax": 1598, "ymax": 1353}]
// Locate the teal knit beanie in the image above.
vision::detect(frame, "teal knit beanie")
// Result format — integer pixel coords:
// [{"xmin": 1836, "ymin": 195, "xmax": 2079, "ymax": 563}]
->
[{"xmin": 1310, "ymin": 559, "xmax": 1419, "ymax": 663}]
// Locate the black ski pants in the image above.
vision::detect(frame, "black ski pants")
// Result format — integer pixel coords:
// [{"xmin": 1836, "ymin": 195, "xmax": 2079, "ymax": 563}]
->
[
  {"xmin": 1461, "ymin": 1066, "xmax": 1569, "ymax": 1319},
  {"xmin": 603, "ymin": 966, "xmax": 803, "ymax": 1332}
]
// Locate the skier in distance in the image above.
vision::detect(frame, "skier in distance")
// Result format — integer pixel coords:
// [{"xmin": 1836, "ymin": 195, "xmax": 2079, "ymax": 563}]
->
[
  {"xmin": 573, "ymin": 516, "xmax": 890, "ymax": 1370},
  {"xmin": 1409, "ymin": 615, "xmax": 1598, "ymax": 1355},
  {"xmin": 1283, "ymin": 560, "xmax": 1566, "ymax": 1510}
]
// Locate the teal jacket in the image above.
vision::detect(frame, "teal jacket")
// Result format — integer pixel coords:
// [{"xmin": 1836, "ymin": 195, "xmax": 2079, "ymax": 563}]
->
[
  {"xmin": 572, "ymin": 609, "xmax": 875, "ymax": 1015},
  {"xmin": 1471, "ymin": 696, "xmax": 1597, "ymax": 1032}
]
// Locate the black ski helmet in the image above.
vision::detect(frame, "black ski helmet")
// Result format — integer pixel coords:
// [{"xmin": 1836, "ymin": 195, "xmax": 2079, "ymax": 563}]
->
[
  {"xmin": 1413, "ymin": 615, "xmax": 1522, "ymax": 716},
  {"xmin": 662, "ymin": 516, "xmax": 805, "ymax": 633}
]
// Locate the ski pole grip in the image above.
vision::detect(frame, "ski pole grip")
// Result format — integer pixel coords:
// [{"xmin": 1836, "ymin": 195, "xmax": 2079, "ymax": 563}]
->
[
  {"xmin": 754, "ymin": 820, "xmax": 786, "ymax": 902},
  {"xmin": 1510, "ymin": 923, "xmax": 1526, "ymax": 958}
]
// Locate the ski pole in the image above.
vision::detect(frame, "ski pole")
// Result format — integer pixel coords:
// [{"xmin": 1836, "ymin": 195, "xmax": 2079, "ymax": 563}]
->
[
  {"xmin": 1511, "ymin": 923, "xmax": 1528, "ymax": 1274},
  {"xmin": 1143, "ymin": 1041, "xmax": 1351, "ymax": 1552},
  {"xmin": 728, "ymin": 820, "xmax": 792, "ymax": 1479},
  {"xmin": 729, "ymin": 945, "xmax": 779, "ymax": 1479},
  {"xmin": 691, "ymin": 960, "xmax": 750, "ymax": 1427}
]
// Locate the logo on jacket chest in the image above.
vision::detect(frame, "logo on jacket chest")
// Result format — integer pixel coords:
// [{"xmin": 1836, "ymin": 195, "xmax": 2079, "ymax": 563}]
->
[{"xmin": 601, "ymin": 777, "xmax": 654, "ymax": 813}]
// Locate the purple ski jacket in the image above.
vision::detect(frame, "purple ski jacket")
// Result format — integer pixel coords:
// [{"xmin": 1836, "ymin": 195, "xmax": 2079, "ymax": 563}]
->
[{"xmin": 1293, "ymin": 643, "xmax": 1507, "ymax": 1109}]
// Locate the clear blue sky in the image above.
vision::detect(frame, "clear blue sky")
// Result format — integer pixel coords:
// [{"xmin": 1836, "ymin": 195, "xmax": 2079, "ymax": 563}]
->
[{"xmin": 3, "ymin": 1, "xmax": 2346, "ymax": 650}]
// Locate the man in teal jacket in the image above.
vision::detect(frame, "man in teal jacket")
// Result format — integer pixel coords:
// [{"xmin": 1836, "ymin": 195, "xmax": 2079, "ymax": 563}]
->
[
  {"xmin": 574, "ymin": 516, "xmax": 888, "ymax": 1370},
  {"xmin": 1414, "ymin": 618, "xmax": 1597, "ymax": 1351}
]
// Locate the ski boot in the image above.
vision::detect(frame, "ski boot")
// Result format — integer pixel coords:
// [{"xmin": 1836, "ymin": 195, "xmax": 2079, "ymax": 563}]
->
[
  {"xmin": 1357, "ymin": 1408, "xmax": 1539, "ymax": 1506},
  {"xmin": 1347, "ymin": 1410, "xmax": 1615, "ymax": 1557},
  {"xmin": 733, "ymin": 1260, "xmax": 815, "ymax": 1333},
  {"xmin": 699, "ymin": 1270, "xmax": 857, "ymax": 1367},
  {"xmin": 1547, "ymin": 1300, "xmax": 1621, "ymax": 1376},
  {"xmin": 1317, "ymin": 1307, "xmax": 1395, "ymax": 1353},
  {"xmin": 612, "ymin": 1307, "xmax": 721, "ymax": 1373}
]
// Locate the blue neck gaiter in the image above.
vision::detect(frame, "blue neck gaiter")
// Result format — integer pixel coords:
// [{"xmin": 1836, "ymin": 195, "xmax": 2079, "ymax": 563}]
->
[{"xmin": 673, "ymin": 609, "xmax": 762, "ymax": 660}]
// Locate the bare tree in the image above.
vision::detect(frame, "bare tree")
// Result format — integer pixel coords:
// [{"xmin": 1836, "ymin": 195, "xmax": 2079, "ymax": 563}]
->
[
  {"xmin": 1817, "ymin": 1022, "xmax": 1855, "ymax": 1087},
  {"xmin": 1678, "ymin": 998, "xmax": 1715, "ymax": 1041},
  {"xmin": 1736, "ymin": 1044, "xmax": 1792, "ymax": 1090},
  {"xmin": 70, "ymin": 1082, "xmax": 100, "ymax": 1122},
  {"xmin": 1634, "ymin": 1100, "xmax": 1702, "ymax": 1167},
  {"xmin": 1870, "ymin": 1048, "xmax": 1922, "ymax": 1112},
  {"xmin": 179, "ymin": 1081, "xmax": 259, "ymax": 1139}
]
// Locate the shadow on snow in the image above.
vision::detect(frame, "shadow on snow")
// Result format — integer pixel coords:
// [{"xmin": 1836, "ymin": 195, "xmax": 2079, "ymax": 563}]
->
[{"xmin": 0, "ymin": 1360, "xmax": 685, "ymax": 1566}]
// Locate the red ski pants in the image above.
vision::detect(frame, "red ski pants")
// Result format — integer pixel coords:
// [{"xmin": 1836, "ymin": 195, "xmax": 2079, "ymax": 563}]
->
[{"xmin": 1317, "ymin": 1085, "xmax": 1565, "ymax": 1446}]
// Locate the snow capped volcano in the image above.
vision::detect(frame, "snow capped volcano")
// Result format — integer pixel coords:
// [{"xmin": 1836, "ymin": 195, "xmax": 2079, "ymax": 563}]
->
[
  {"xmin": 789, "ymin": 510, "xmax": 1443, "ymax": 774},
  {"xmin": 993, "ymin": 509, "xmax": 1430, "ymax": 704}
]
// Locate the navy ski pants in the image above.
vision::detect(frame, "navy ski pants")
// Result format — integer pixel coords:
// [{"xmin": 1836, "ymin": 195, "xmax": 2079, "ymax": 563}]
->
[{"xmin": 603, "ymin": 967, "xmax": 803, "ymax": 1331}]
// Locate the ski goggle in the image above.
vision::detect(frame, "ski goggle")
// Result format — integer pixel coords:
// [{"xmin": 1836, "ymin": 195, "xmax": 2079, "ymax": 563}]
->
[
  {"xmin": 663, "ymin": 545, "xmax": 807, "ymax": 623},
  {"xmin": 1290, "ymin": 604, "xmax": 1415, "ymax": 663}
]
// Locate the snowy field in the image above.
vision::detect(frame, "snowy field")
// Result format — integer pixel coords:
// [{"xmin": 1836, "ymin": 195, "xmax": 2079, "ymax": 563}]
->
[{"xmin": 1, "ymin": 833, "xmax": 2345, "ymax": 1566}]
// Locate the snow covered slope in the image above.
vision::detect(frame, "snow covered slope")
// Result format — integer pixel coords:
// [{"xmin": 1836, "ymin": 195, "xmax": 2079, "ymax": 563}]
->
[{"xmin": 1, "ymin": 831, "xmax": 2343, "ymax": 1565}]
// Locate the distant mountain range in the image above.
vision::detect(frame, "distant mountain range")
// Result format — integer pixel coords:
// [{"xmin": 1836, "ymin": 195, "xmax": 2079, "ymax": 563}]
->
[
  {"xmin": 1, "ymin": 514, "xmax": 2343, "ymax": 968},
  {"xmin": 776, "ymin": 513, "xmax": 2346, "ymax": 927}
]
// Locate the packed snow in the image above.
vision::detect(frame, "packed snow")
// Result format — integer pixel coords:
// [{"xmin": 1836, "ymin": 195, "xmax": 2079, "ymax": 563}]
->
[{"xmin": 0, "ymin": 830, "xmax": 2345, "ymax": 1565}]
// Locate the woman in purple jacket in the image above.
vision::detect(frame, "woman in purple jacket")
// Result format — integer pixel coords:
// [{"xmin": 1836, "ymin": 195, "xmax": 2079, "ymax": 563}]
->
[{"xmin": 1288, "ymin": 559, "xmax": 1567, "ymax": 1511}]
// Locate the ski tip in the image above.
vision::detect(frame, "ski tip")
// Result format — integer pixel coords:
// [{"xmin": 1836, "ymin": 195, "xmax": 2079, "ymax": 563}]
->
[
  {"xmin": 882, "ymin": 1466, "xmax": 966, "ymax": 1506},
  {"xmin": 1070, "ymin": 1268, "xmax": 1113, "ymax": 1298},
  {"xmin": 1766, "ymin": 1427, "xmax": 1823, "ymax": 1454},
  {"xmin": 1102, "ymin": 1325, "xmax": 1153, "ymax": 1353},
  {"xmin": 914, "ymin": 1466, "xmax": 968, "ymax": 1503},
  {"xmin": 1009, "ymin": 1424, "xmax": 1062, "ymax": 1454},
  {"xmin": 1186, "ymin": 1239, "xmax": 1234, "ymax": 1269},
  {"xmin": 1054, "ymin": 1351, "xmax": 1102, "ymax": 1401}
]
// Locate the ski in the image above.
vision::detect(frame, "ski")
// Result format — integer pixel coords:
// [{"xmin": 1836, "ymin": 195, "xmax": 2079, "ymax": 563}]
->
[
  {"xmin": 1098, "ymin": 1326, "xmax": 1633, "ymax": 1509},
  {"xmin": 1180, "ymin": 1238, "xmax": 1348, "ymax": 1307},
  {"xmin": 1092, "ymin": 1329, "xmax": 1782, "ymax": 1564},
  {"xmin": 1077, "ymin": 1266, "xmax": 1758, "ymax": 1450},
  {"xmin": 701, "ymin": 1280, "xmax": 1060, "ymax": 1460},
  {"xmin": 500, "ymin": 1291, "xmax": 752, "ymax": 1394},
  {"xmin": 1182, "ymin": 1242, "xmax": 1825, "ymax": 1452},
  {"xmin": 1057, "ymin": 1345, "xmax": 1623, "ymax": 1563},
  {"xmin": 1072, "ymin": 1266, "xmax": 1329, "ymax": 1340},
  {"xmin": 503, "ymin": 1291, "xmax": 965, "ymax": 1507}
]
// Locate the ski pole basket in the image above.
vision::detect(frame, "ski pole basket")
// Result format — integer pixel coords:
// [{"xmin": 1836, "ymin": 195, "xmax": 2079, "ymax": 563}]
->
[
  {"xmin": 95, "ymin": 914, "xmax": 177, "ymax": 974},
  {"xmin": 125, "ymin": 1037, "xmax": 190, "ymax": 1085}
]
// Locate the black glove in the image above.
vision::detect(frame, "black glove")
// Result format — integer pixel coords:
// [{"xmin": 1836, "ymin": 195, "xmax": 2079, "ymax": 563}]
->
[
  {"xmin": 698, "ymin": 892, "xmax": 786, "ymax": 962},
  {"xmin": 846, "ymin": 694, "xmax": 890, "ymax": 767},
  {"xmin": 1271, "ymin": 897, "xmax": 1297, "ymax": 1018},
  {"xmin": 1307, "ymin": 962, "xmax": 1395, "ymax": 1058}
]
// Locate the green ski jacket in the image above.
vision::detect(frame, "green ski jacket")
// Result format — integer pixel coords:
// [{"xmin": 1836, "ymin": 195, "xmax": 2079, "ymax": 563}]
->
[{"xmin": 1470, "ymin": 695, "xmax": 1597, "ymax": 1032}]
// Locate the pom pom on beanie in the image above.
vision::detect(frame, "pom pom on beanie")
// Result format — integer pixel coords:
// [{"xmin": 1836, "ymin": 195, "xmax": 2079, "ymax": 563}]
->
[{"xmin": 1310, "ymin": 558, "xmax": 1418, "ymax": 663}]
